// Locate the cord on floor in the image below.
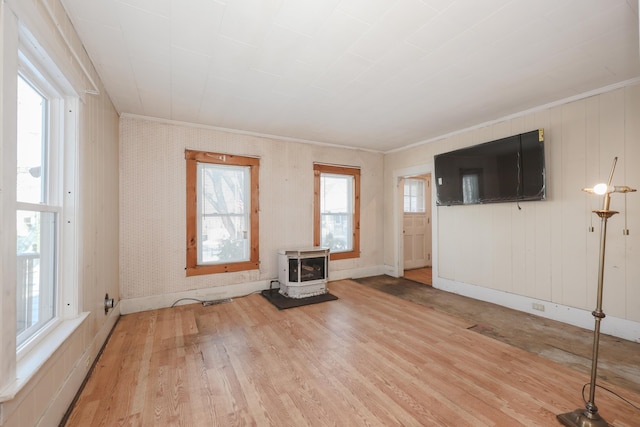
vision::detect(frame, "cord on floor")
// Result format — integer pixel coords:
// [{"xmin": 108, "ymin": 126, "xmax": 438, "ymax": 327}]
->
[{"xmin": 581, "ymin": 382, "xmax": 640, "ymax": 413}]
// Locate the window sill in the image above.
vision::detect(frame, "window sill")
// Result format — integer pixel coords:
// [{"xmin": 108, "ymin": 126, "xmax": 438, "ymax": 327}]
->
[
  {"xmin": 0, "ymin": 312, "xmax": 89, "ymax": 403},
  {"xmin": 329, "ymin": 250, "xmax": 360, "ymax": 261}
]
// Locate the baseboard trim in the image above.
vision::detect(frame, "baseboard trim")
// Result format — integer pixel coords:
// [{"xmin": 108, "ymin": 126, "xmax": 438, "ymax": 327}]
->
[
  {"xmin": 121, "ymin": 270, "xmax": 640, "ymax": 342},
  {"xmin": 120, "ymin": 265, "xmax": 389, "ymax": 315},
  {"xmin": 331, "ymin": 265, "xmax": 387, "ymax": 281},
  {"xmin": 434, "ymin": 277, "xmax": 640, "ymax": 343},
  {"xmin": 120, "ymin": 279, "xmax": 271, "ymax": 314}
]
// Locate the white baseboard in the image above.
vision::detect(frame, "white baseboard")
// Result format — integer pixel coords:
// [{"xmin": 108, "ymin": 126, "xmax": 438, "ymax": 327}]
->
[
  {"xmin": 120, "ymin": 265, "xmax": 389, "ymax": 315},
  {"xmin": 121, "ymin": 266, "xmax": 640, "ymax": 342},
  {"xmin": 331, "ymin": 265, "xmax": 386, "ymax": 281},
  {"xmin": 120, "ymin": 279, "xmax": 272, "ymax": 314},
  {"xmin": 382, "ymin": 264, "xmax": 400, "ymax": 278},
  {"xmin": 434, "ymin": 277, "xmax": 640, "ymax": 343}
]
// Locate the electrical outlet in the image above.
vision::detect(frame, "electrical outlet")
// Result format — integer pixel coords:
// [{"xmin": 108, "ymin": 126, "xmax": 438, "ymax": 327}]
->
[{"xmin": 532, "ymin": 303, "xmax": 545, "ymax": 312}]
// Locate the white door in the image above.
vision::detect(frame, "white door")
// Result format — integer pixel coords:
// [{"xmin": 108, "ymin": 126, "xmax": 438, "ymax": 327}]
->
[{"xmin": 403, "ymin": 175, "xmax": 432, "ymax": 269}]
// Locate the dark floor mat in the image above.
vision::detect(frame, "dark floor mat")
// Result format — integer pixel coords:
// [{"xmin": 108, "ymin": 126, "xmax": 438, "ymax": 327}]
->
[{"xmin": 261, "ymin": 289, "xmax": 338, "ymax": 310}]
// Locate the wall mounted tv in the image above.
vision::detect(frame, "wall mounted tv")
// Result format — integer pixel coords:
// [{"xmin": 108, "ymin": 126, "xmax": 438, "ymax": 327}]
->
[{"xmin": 434, "ymin": 129, "xmax": 546, "ymax": 206}]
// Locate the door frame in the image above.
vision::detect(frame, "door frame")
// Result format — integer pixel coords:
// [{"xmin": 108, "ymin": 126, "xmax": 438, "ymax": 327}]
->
[{"xmin": 392, "ymin": 164, "xmax": 435, "ymax": 279}]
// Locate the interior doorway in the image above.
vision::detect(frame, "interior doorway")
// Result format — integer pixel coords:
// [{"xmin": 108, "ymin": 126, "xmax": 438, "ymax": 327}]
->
[
  {"xmin": 401, "ymin": 174, "xmax": 432, "ymax": 285},
  {"xmin": 403, "ymin": 266, "xmax": 432, "ymax": 285}
]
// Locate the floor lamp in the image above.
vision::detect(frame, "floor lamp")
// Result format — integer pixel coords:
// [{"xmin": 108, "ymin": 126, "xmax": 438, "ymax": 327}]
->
[{"xmin": 557, "ymin": 157, "xmax": 636, "ymax": 427}]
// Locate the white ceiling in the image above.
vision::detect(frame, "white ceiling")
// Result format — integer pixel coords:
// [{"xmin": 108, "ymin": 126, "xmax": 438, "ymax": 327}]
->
[{"xmin": 61, "ymin": 0, "xmax": 640, "ymax": 152}]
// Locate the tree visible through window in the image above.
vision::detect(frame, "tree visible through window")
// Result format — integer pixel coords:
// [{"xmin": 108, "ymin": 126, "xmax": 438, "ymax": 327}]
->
[
  {"xmin": 185, "ymin": 150, "xmax": 259, "ymax": 276},
  {"xmin": 314, "ymin": 164, "xmax": 360, "ymax": 261}
]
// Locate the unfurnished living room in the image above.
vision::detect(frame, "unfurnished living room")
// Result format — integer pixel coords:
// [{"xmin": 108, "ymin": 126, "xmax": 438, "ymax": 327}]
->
[{"xmin": 1, "ymin": 0, "xmax": 640, "ymax": 426}]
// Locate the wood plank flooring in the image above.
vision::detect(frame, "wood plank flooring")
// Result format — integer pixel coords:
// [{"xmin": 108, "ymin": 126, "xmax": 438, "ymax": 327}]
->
[
  {"xmin": 64, "ymin": 280, "xmax": 639, "ymax": 426},
  {"xmin": 355, "ymin": 274, "xmax": 640, "ymax": 395},
  {"xmin": 403, "ymin": 267, "xmax": 432, "ymax": 285}
]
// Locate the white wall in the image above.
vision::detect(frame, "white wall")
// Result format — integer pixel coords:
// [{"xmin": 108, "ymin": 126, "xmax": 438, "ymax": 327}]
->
[
  {"xmin": 119, "ymin": 116, "xmax": 384, "ymax": 313},
  {"xmin": 0, "ymin": 1, "xmax": 119, "ymax": 426},
  {"xmin": 384, "ymin": 83, "xmax": 640, "ymax": 341}
]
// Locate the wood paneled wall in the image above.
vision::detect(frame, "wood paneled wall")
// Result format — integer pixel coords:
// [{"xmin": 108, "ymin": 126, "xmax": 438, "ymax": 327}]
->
[{"xmin": 384, "ymin": 84, "xmax": 640, "ymax": 326}]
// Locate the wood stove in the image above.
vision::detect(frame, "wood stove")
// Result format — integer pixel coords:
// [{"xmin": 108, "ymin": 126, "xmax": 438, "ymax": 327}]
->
[{"xmin": 278, "ymin": 247, "xmax": 329, "ymax": 298}]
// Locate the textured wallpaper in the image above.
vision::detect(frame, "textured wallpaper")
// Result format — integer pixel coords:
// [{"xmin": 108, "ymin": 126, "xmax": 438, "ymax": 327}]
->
[{"xmin": 119, "ymin": 117, "xmax": 384, "ymax": 299}]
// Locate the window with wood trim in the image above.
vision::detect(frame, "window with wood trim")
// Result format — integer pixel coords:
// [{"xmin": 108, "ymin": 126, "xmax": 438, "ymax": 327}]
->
[
  {"xmin": 314, "ymin": 164, "xmax": 360, "ymax": 261},
  {"xmin": 185, "ymin": 150, "xmax": 259, "ymax": 276}
]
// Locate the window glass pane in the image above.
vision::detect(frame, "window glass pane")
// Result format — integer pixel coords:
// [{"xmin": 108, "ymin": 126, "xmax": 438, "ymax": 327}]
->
[
  {"xmin": 197, "ymin": 163, "xmax": 250, "ymax": 264},
  {"xmin": 16, "ymin": 71, "xmax": 58, "ymax": 348},
  {"xmin": 404, "ymin": 179, "xmax": 425, "ymax": 213},
  {"xmin": 17, "ymin": 210, "xmax": 56, "ymax": 346},
  {"xmin": 17, "ymin": 75, "xmax": 46, "ymax": 204},
  {"xmin": 320, "ymin": 173, "xmax": 353, "ymax": 252}
]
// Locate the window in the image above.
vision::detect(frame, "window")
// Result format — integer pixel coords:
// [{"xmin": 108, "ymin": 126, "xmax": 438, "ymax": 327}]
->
[
  {"xmin": 14, "ymin": 42, "xmax": 78, "ymax": 351},
  {"xmin": 16, "ymin": 74, "xmax": 59, "ymax": 347},
  {"xmin": 314, "ymin": 164, "xmax": 360, "ymax": 261},
  {"xmin": 404, "ymin": 179, "xmax": 425, "ymax": 213},
  {"xmin": 185, "ymin": 150, "xmax": 260, "ymax": 276}
]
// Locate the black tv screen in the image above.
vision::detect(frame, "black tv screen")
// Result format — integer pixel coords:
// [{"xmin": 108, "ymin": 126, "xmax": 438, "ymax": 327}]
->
[{"xmin": 434, "ymin": 129, "xmax": 546, "ymax": 206}]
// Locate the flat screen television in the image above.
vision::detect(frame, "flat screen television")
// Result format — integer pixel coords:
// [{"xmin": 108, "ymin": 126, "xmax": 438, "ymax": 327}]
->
[{"xmin": 434, "ymin": 129, "xmax": 546, "ymax": 206}]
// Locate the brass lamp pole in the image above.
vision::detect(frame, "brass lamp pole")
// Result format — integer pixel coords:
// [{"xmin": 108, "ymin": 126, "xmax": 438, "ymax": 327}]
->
[{"xmin": 557, "ymin": 157, "xmax": 636, "ymax": 427}]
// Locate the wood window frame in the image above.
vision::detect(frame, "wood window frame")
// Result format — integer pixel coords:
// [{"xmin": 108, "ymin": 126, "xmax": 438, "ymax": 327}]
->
[
  {"xmin": 185, "ymin": 150, "xmax": 259, "ymax": 276},
  {"xmin": 313, "ymin": 163, "xmax": 360, "ymax": 261}
]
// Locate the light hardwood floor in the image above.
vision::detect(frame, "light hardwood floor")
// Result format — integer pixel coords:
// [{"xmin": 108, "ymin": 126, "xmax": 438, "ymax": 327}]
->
[
  {"xmin": 403, "ymin": 267, "xmax": 432, "ymax": 285},
  {"xmin": 64, "ymin": 280, "xmax": 639, "ymax": 426}
]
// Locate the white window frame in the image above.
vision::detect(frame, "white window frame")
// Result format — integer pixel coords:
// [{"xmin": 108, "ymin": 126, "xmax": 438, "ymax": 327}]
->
[
  {"xmin": 404, "ymin": 178, "xmax": 426, "ymax": 213},
  {"xmin": 14, "ymin": 39, "xmax": 79, "ymax": 359},
  {"xmin": 196, "ymin": 162, "xmax": 251, "ymax": 265}
]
